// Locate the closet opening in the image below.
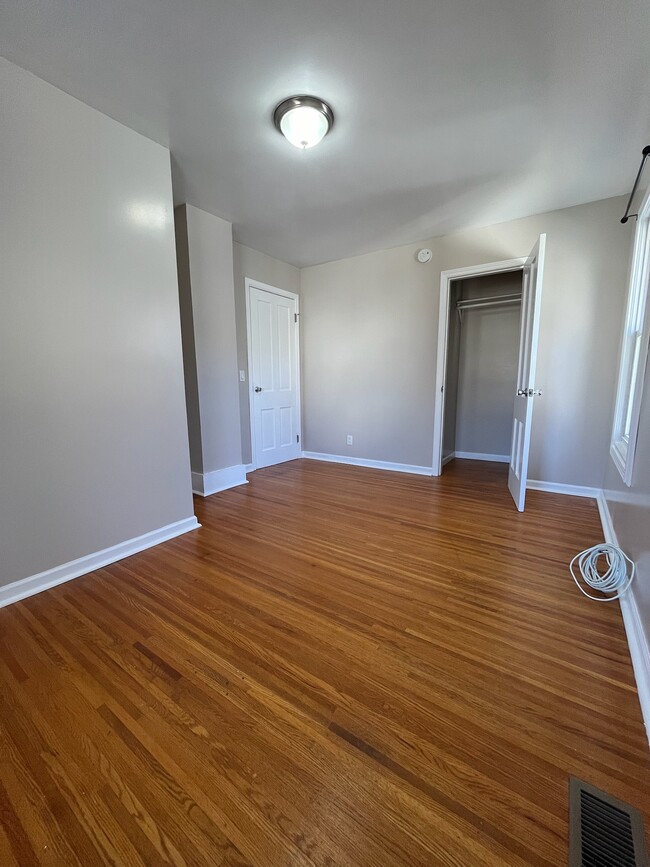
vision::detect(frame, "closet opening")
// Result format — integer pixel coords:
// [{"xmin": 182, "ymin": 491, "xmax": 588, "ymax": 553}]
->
[
  {"xmin": 432, "ymin": 237, "xmax": 546, "ymax": 511},
  {"xmin": 442, "ymin": 271, "xmax": 523, "ymax": 468}
]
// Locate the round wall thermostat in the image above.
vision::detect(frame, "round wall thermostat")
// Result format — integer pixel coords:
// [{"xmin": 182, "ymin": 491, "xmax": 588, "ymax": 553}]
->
[{"xmin": 417, "ymin": 248, "xmax": 432, "ymax": 263}]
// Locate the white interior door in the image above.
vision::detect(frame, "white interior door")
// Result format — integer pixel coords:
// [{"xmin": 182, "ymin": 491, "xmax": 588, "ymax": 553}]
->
[
  {"xmin": 508, "ymin": 234, "xmax": 546, "ymax": 511},
  {"xmin": 248, "ymin": 283, "xmax": 301, "ymax": 469}
]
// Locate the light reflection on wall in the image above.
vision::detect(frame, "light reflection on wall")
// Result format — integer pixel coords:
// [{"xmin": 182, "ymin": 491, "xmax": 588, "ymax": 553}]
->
[{"xmin": 128, "ymin": 201, "xmax": 168, "ymax": 230}]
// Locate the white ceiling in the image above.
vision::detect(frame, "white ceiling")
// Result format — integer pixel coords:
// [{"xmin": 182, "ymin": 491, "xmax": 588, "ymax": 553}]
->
[{"xmin": 1, "ymin": 0, "xmax": 649, "ymax": 267}]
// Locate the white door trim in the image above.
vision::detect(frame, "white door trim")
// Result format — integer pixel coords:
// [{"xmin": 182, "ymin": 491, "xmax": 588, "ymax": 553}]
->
[
  {"xmin": 432, "ymin": 257, "xmax": 526, "ymax": 476},
  {"xmin": 245, "ymin": 278, "xmax": 302, "ymax": 471}
]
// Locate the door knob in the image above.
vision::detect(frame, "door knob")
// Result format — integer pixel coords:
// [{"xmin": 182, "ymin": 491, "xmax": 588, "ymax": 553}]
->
[{"xmin": 254, "ymin": 386, "xmax": 262, "ymax": 393}]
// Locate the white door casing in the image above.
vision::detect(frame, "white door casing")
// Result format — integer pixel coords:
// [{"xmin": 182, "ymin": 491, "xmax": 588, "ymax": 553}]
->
[
  {"xmin": 507, "ymin": 234, "xmax": 546, "ymax": 511},
  {"xmin": 432, "ymin": 257, "xmax": 526, "ymax": 475},
  {"xmin": 246, "ymin": 280, "xmax": 301, "ymax": 469}
]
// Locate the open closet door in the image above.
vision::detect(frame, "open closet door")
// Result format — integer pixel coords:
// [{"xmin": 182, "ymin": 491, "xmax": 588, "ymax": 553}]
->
[{"xmin": 508, "ymin": 234, "xmax": 546, "ymax": 511}]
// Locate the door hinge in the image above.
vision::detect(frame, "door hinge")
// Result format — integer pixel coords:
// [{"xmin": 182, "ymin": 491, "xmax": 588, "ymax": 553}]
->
[
  {"xmin": 297, "ymin": 433, "xmax": 300, "ymax": 443},
  {"xmin": 294, "ymin": 313, "xmax": 299, "ymax": 323}
]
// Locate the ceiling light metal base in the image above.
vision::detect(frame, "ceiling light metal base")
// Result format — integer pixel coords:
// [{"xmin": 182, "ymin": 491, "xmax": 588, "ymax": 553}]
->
[{"xmin": 273, "ymin": 95, "xmax": 334, "ymax": 145}]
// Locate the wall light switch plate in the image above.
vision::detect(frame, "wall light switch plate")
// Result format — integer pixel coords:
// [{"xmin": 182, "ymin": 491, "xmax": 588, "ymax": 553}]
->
[
  {"xmin": 346, "ymin": 435, "xmax": 353, "ymax": 445},
  {"xmin": 239, "ymin": 370, "xmax": 246, "ymax": 382}
]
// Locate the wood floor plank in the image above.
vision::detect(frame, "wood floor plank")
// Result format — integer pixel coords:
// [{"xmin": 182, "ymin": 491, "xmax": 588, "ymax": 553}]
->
[{"xmin": 1, "ymin": 458, "xmax": 648, "ymax": 865}]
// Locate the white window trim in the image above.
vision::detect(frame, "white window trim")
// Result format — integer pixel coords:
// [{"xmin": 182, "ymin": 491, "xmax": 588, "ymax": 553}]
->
[{"xmin": 611, "ymin": 184, "xmax": 650, "ymax": 486}]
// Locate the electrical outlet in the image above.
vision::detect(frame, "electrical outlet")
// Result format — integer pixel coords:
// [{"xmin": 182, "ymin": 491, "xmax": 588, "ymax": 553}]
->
[{"xmin": 346, "ymin": 435, "xmax": 353, "ymax": 446}]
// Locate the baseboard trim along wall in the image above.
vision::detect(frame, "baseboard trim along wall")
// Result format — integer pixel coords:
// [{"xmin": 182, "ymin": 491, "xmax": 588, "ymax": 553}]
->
[
  {"xmin": 526, "ymin": 479, "xmax": 601, "ymax": 498},
  {"xmin": 0, "ymin": 516, "xmax": 201, "ymax": 609},
  {"xmin": 596, "ymin": 490, "xmax": 617, "ymax": 544},
  {"xmin": 454, "ymin": 451, "xmax": 510, "ymax": 463},
  {"xmin": 597, "ymin": 491, "xmax": 650, "ymax": 744},
  {"xmin": 619, "ymin": 591, "xmax": 650, "ymax": 744},
  {"xmin": 301, "ymin": 451, "xmax": 433, "ymax": 476},
  {"xmin": 530, "ymin": 478, "xmax": 649, "ymax": 738},
  {"xmin": 192, "ymin": 464, "xmax": 248, "ymax": 496}
]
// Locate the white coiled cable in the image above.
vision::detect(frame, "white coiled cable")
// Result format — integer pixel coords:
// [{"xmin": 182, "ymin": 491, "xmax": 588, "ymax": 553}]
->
[{"xmin": 569, "ymin": 543, "xmax": 635, "ymax": 602}]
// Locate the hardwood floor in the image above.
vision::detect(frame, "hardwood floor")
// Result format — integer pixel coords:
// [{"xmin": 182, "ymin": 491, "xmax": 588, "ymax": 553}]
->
[{"xmin": 1, "ymin": 458, "xmax": 648, "ymax": 866}]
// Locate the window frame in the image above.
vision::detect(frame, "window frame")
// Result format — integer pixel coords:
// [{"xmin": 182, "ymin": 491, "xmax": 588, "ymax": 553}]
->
[{"xmin": 610, "ymin": 184, "xmax": 650, "ymax": 486}]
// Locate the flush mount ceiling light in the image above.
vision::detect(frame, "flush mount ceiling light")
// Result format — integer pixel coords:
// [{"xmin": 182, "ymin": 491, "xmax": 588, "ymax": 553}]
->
[{"xmin": 273, "ymin": 95, "xmax": 334, "ymax": 149}]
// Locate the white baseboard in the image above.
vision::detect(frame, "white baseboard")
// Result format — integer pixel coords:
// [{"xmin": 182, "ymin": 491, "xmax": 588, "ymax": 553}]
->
[
  {"xmin": 454, "ymin": 451, "xmax": 510, "ymax": 463},
  {"xmin": 301, "ymin": 451, "xmax": 432, "ymax": 477},
  {"xmin": 522, "ymin": 483, "xmax": 649, "ymax": 743},
  {"xmin": 597, "ymin": 490, "xmax": 618, "ymax": 545},
  {"xmin": 527, "ymin": 479, "xmax": 600, "ymax": 498},
  {"xmin": 441, "ymin": 453, "xmax": 455, "ymax": 467},
  {"xmin": 0, "ymin": 516, "xmax": 201, "ymax": 609},
  {"xmin": 192, "ymin": 464, "xmax": 248, "ymax": 497},
  {"xmin": 244, "ymin": 463, "xmax": 254, "ymax": 474},
  {"xmin": 620, "ymin": 592, "xmax": 650, "ymax": 744},
  {"xmin": 597, "ymin": 491, "xmax": 650, "ymax": 743}
]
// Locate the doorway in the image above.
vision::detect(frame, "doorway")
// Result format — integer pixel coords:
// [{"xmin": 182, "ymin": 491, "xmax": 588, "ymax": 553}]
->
[
  {"xmin": 245, "ymin": 279, "xmax": 302, "ymax": 469},
  {"xmin": 442, "ymin": 270, "xmax": 523, "ymax": 464},
  {"xmin": 432, "ymin": 237, "xmax": 546, "ymax": 510}
]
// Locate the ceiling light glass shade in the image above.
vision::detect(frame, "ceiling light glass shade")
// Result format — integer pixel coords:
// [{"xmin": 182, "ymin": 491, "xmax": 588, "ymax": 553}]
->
[
  {"xmin": 273, "ymin": 96, "xmax": 333, "ymax": 149},
  {"xmin": 280, "ymin": 106, "xmax": 328, "ymax": 149}
]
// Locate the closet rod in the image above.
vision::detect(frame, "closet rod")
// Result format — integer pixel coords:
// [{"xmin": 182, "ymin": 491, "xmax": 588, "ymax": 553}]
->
[{"xmin": 456, "ymin": 293, "xmax": 521, "ymax": 311}]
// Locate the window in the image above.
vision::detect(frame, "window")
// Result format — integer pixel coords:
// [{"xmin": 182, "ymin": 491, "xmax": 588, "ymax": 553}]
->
[{"xmin": 611, "ymin": 185, "xmax": 650, "ymax": 485}]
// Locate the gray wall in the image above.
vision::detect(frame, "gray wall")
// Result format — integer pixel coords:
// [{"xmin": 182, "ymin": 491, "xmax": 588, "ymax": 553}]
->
[
  {"xmin": 603, "ymin": 181, "xmax": 650, "ymax": 693},
  {"xmin": 301, "ymin": 197, "xmax": 632, "ymax": 484},
  {"xmin": 175, "ymin": 204, "xmax": 243, "ymax": 476},
  {"xmin": 456, "ymin": 304, "xmax": 520, "ymax": 456},
  {"xmin": 175, "ymin": 206, "xmax": 204, "ymax": 473},
  {"xmin": 232, "ymin": 242, "xmax": 301, "ymax": 465},
  {"xmin": 301, "ymin": 245, "xmax": 438, "ymax": 468},
  {"xmin": 452, "ymin": 273, "xmax": 521, "ymax": 458},
  {"xmin": 0, "ymin": 58, "xmax": 195, "ymax": 588},
  {"xmin": 605, "ymin": 380, "xmax": 650, "ymax": 657}
]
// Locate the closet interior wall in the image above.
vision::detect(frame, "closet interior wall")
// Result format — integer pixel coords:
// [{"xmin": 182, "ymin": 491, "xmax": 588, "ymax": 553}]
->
[{"xmin": 443, "ymin": 271, "xmax": 523, "ymax": 465}]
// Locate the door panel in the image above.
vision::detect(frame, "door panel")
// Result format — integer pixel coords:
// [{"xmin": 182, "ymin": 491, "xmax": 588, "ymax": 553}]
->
[
  {"xmin": 249, "ymin": 285, "xmax": 301, "ymax": 468},
  {"xmin": 260, "ymin": 408, "xmax": 276, "ymax": 451},
  {"xmin": 277, "ymin": 305, "xmax": 292, "ymax": 390},
  {"xmin": 508, "ymin": 234, "xmax": 546, "ymax": 511},
  {"xmin": 280, "ymin": 406, "xmax": 293, "ymax": 446}
]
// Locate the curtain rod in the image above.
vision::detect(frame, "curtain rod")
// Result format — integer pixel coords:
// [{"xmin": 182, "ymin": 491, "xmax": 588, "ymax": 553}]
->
[{"xmin": 621, "ymin": 145, "xmax": 650, "ymax": 224}]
